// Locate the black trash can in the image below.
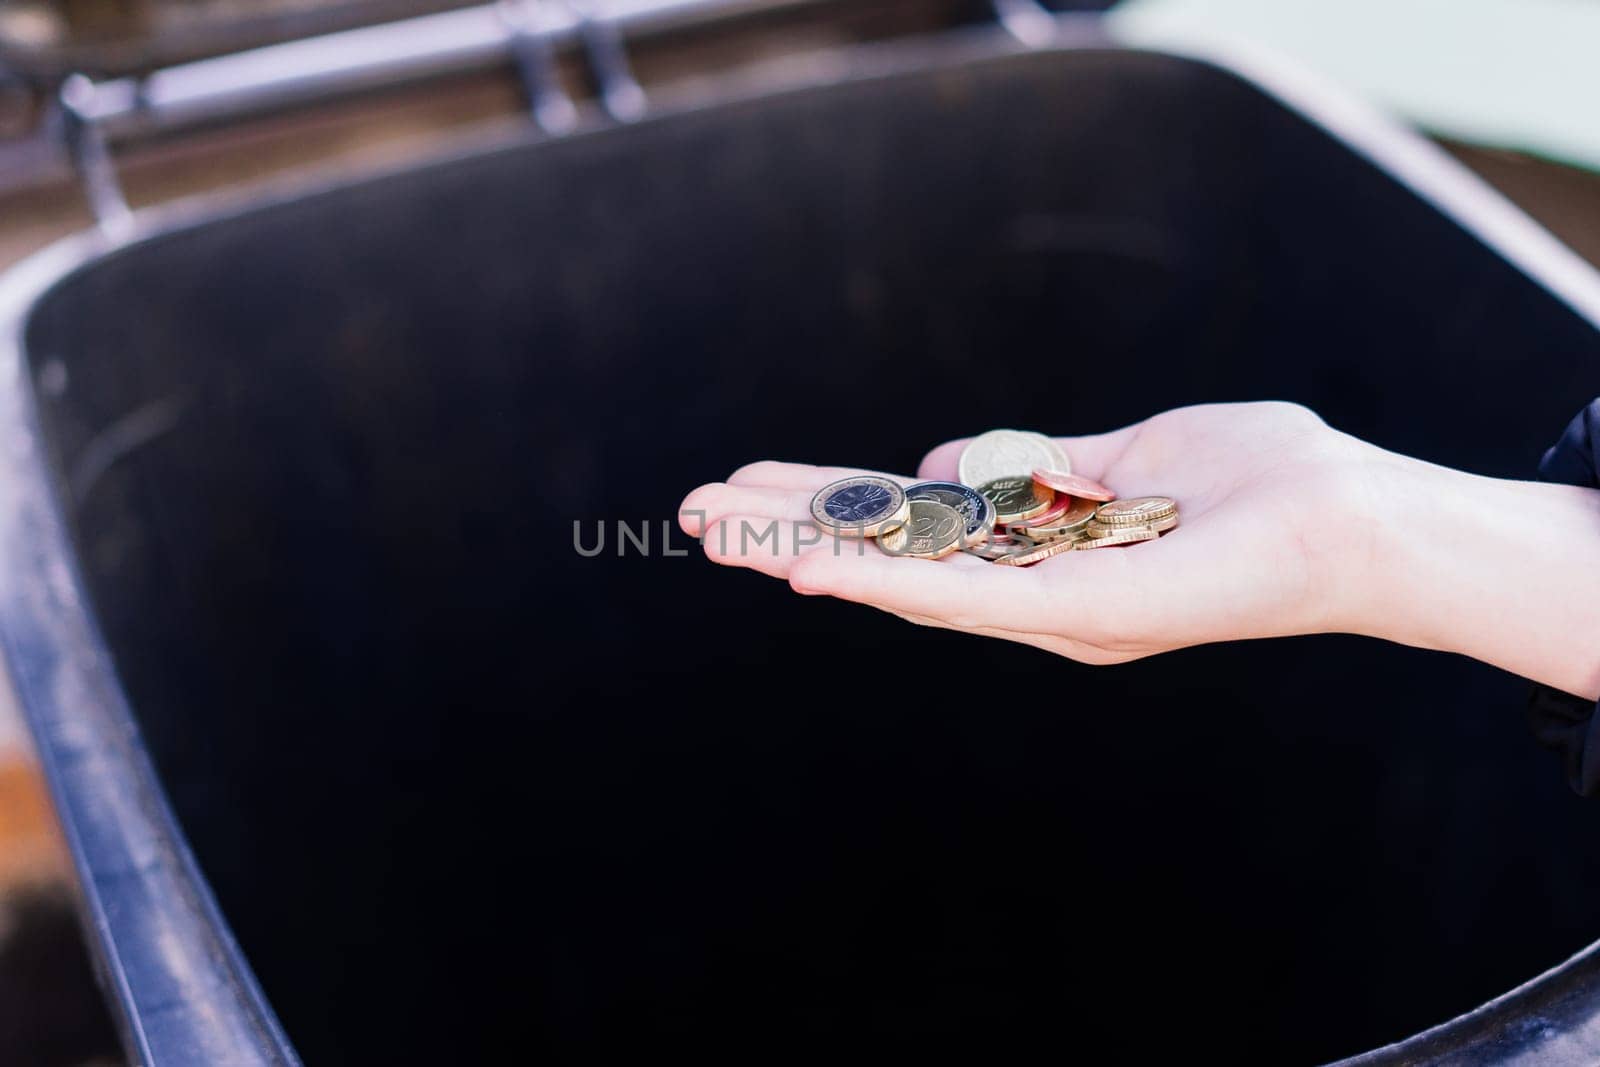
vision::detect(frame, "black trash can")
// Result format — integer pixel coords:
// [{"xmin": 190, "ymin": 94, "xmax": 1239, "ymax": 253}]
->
[{"xmin": 6, "ymin": 18, "xmax": 1600, "ymax": 1066}]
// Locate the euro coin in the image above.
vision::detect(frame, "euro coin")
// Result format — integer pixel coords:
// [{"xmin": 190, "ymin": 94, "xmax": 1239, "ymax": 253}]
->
[
  {"xmin": 959, "ymin": 429, "xmax": 1070, "ymax": 487},
  {"xmin": 1006, "ymin": 495, "xmax": 1071, "ymax": 530},
  {"xmin": 1031, "ymin": 469, "xmax": 1116, "ymax": 502},
  {"xmin": 905, "ymin": 480, "xmax": 995, "ymax": 547},
  {"xmin": 1015, "ymin": 527, "xmax": 1089, "ymax": 547},
  {"xmin": 978, "ymin": 477, "xmax": 1054, "ymax": 524},
  {"xmin": 878, "ymin": 500, "xmax": 966, "ymax": 559},
  {"xmin": 1009, "ymin": 496, "xmax": 1096, "ymax": 540},
  {"xmin": 1075, "ymin": 525, "xmax": 1159, "ymax": 549},
  {"xmin": 809, "ymin": 475, "xmax": 909, "ymax": 538},
  {"xmin": 1094, "ymin": 496, "xmax": 1177, "ymax": 526},
  {"xmin": 993, "ymin": 536, "xmax": 1079, "ymax": 567},
  {"xmin": 964, "ymin": 537, "xmax": 1026, "ymax": 561},
  {"xmin": 1086, "ymin": 514, "xmax": 1178, "ymax": 537},
  {"xmin": 1031, "ymin": 433, "xmax": 1072, "ymax": 473}
]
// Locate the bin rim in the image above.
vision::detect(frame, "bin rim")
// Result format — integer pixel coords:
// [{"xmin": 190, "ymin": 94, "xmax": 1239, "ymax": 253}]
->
[{"xmin": 3, "ymin": 16, "xmax": 1600, "ymax": 1065}]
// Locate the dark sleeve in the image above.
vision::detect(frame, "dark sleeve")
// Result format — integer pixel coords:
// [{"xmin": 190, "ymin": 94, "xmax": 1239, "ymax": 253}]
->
[{"xmin": 1527, "ymin": 399, "xmax": 1600, "ymax": 796}]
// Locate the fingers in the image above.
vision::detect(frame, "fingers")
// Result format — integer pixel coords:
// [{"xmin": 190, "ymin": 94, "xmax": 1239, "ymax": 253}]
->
[
  {"xmin": 682, "ymin": 461, "xmax": 913, "ymax": 579},
  {"xmin": 681, "ymin": 456, "xmax": 1193, "ymax": 660},
  {"xmin": 700, "ymin": 513, "xmax": 871, "ymax": 580},
  {"xmin": 915, "ymin": 422, "xmax": 1146, "ymax": 484},
  {"xmin": 679, "ymin": 483, "xmax": 818, "ymax": 537},
  {"xmin": 681, "ymin": 462, "xmax": 908, "ymax": 539}
]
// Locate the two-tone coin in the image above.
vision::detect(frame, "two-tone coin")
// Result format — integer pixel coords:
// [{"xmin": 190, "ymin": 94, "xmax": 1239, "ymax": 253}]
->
[
  {"xmin": 958, "ymin": 429, "xmax": 1070, "ymax": 487},
  {"xmin": 1032, "ymin": 469, "xmax": 1116, "ymax": 502},
  {"xmin": 905, "ymin": 481, "xmax": 995, "ymax": 547},
  {"xmin": 978, "ymin": 477, "xmax": 1055, "ymax": 524},
  {"xmin": 1012, "ymin": 496, "xmax": 1098, "ymax": 541},
  {"xmin": 1094, "ymin": 496, "xmax": 1177, "ymax": 526},
  {"xmin": 879, "ymin": 500, "xmax": 966, "ymax": 559},
  {"xmin": 1075, "ymin": 526, "xmax": 1160, "ymax": 549},
  {"xmin": 809, "ymin": 476, "xmax": 910, "ymax": 538}
]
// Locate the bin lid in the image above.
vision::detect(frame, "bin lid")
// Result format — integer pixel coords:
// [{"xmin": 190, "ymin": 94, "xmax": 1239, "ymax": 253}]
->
[{"xmin": 1113, "ymin": 0, "xmax": 1600, "ymax": 174}]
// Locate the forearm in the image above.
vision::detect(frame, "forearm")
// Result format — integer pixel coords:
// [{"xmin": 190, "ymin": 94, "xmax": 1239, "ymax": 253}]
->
[{"xmin": 1359, "ymin": 453, "xmax": 1600, "ymax": 700}]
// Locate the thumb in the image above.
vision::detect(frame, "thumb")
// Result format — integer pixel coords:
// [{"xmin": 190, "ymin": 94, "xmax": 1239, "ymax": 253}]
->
[{"xmin": 916, "ymin": 438, "xmax": 968, "ymax": 480}]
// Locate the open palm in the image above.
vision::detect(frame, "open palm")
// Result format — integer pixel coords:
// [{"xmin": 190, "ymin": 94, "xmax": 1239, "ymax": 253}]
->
[{"xmin": 679, "ymin": 402, "xmax": 1380, "ymax": 664}]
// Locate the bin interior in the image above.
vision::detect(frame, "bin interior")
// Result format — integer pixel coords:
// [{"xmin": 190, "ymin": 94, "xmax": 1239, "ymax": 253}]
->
[{"xmin": 20, "ymin": 45, "xmax": 1600, "ymax": 1063}]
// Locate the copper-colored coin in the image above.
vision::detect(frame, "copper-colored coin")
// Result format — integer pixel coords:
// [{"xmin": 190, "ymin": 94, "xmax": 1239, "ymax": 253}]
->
[
  {"xmin": 1094, "ymin": 496, "xmax": 1177, "ymax": 526},
  {"xmin": 1031, "ymin": 469, "xmax": 1116, "ymax": 502},
  {"xmin": 978, "ymin": 477, "xmax": 1054, "ymax": 524},
  {"xmin": 1086, "ymin": 513, "xmax": 1178, "ymax": 537},
  {"xmin": 1011, "ymin": 496, "xmax": 1097, "ymax": 540},
  {"xmin": 993, "ymin": 536, "xmax": 1079, "ymax": 567},
  {"xmin": 1007, "ymin": 495, "xmax": 1071, "ymax": 528},
  {"xmin": 1075, "ymin": 525, "xmax": 1159, "ymax": 549}
]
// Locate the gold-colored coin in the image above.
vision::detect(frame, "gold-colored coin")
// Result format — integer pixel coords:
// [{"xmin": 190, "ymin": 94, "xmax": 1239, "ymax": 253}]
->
[
  {"xmin": 958, "ymin": 429, "xmax": 1070, "ymax": 487},
  {"xmin": 1086, "ymin": 513, "xmax": 1178, "ymax": 537},
  {"xmin": 964, "ymin": 539, "xmax": 1022, "ymax": 561},
  {"xmin": 1075, "ymin": 525, "xmax": 1159, "ymax": 549},
  {"xmin": 978, "ymin": 477, "xmax": 1054, "ymax": 524},
  {"xmin": 1016, "ymin": 528, "xmax": 1089, "ymax": 547},
  {"xmin": 993, "ymin": 536, "xmax": 1079, "ymax": 567},
  {"xmin": 1010, "ymin": 496, "xmax": 1097, "ymax": 540},
  {"xmin": 1094, "ymin": 496, "xmax": 1177, "ymax": 526},
  {"xmin": 878, "ymin": 500, "xmax": 966, "ymax": 560}
]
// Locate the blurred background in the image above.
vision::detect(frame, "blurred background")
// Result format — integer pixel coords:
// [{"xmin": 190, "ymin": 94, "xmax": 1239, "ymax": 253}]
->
[{"xmin": 1, "ymin": 1, "xmax": 1598, "ymax": 1063}]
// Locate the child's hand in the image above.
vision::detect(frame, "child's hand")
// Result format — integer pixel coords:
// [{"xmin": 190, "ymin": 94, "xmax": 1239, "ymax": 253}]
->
[{"xmin": 679, "ymin": 402, "xmax": 1382, "ymax": 664}]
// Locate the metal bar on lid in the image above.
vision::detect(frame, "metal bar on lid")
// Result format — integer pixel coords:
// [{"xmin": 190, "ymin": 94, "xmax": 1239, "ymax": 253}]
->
[
  {"xmin": 57, "ymin": 75, "xmax": 132, "ymax": 236},
  {"xmin": 566, "ymin": 1, "xmax": 647, "ymax": 122},
  {"xmin": 46, "ymin": 0, "xmax": 837, "ymax": 224},
  {"xmin": 79, "ymin": 0, "xmax": 829, "ymax": 143},
  {"xmin": 501, "ymin": 0, "xmax": 579, "ymax": 133},
  {"xmin": 992, "ymin": 0, "xmax": 1056, "ymax": 48}
]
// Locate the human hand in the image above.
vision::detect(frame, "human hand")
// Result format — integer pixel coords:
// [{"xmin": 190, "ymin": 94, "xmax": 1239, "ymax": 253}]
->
[{"xmin": 679, "ymin": 402, "xmax": 1386, "ymax": 665}]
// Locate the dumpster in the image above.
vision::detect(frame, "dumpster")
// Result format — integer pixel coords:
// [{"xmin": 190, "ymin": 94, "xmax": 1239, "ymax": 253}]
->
[{"xmin": 5, "ymin": 15, "xmax": 1600, "ymax": 1066}]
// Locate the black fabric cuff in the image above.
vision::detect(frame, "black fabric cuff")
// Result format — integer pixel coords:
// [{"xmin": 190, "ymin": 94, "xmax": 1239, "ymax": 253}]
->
[{"xmin": 1527, "ymin": 398, "xmax": 1600, "ymax": 796}]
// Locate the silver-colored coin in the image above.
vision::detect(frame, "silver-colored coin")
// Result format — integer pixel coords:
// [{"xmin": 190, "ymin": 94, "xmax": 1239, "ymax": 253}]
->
[
  {"xmin": 958, "ymin": 429, "xmax": 1070, "ymax": 487},
  {"xmin": 1023, "ymin": 431, "xmax": 1072, "ymax": 474}
]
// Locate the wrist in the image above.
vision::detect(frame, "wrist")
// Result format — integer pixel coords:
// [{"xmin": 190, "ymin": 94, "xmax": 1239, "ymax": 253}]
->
[{"xmin": 1355, "ymin": 451, "xmax": 1600, "ymax": 699}]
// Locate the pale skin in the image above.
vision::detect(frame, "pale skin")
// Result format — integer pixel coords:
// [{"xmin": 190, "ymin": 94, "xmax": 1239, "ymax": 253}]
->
[{"xmin": 679, "ymin": 401, "xmax": 1600, "ymax": 701}]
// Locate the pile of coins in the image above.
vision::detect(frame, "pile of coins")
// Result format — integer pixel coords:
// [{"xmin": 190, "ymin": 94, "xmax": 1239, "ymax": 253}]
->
[{"xmin": 807, "ymin": 428, "xmax": 1179, "ymax": 567}]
